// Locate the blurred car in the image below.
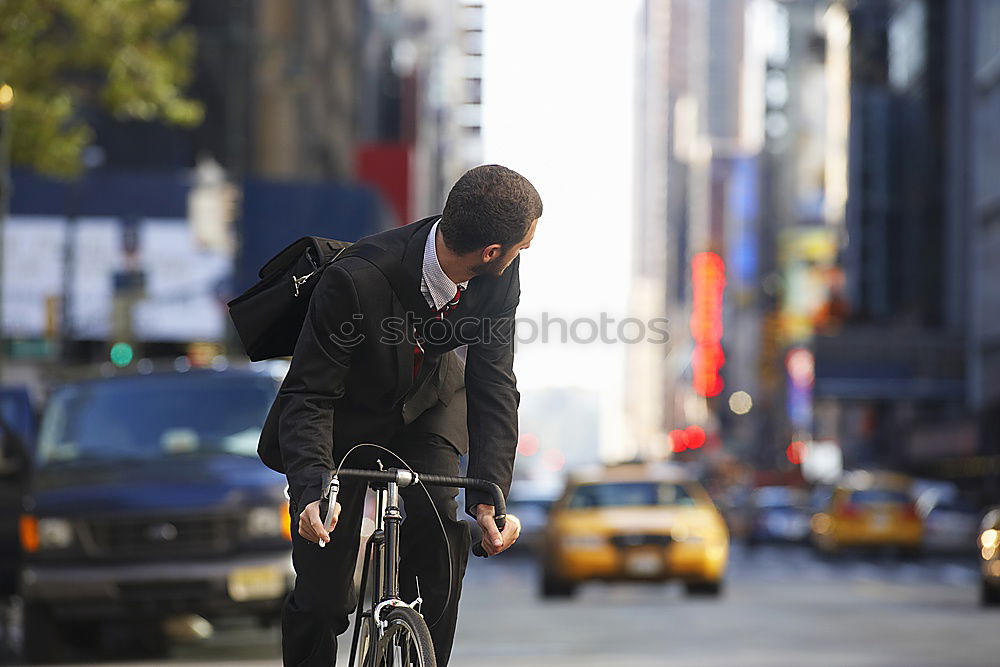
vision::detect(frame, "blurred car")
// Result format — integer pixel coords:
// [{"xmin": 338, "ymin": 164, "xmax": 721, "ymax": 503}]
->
[
  {"xmin": 978, "ymin": 508, "xmax": 1000, "ymax": 606},
  {"xmin": 18, "ymin": 368, "xmax": 292, "ymax": 663},
  {"xmin": 921, "ymin": 498, "xmax": 981, "ymax": 554},
  {"xmin": 746, "ymin": 486, "xmax": 811, "ymax": 546},
  {"xmin": 540, "ymin": 463, "xmax": 729, "ymax": 598},
  {"xmin": 809, "ymin": 471, "xmax": 923, "ymax": 556},
  {"xmin": 501, "ymin": 478, "xmax": 560, "ymax": 554},
  {"xmin": 1, "ymin": 419, "xmax": 31, "ymax": 601},
  {"xmin": 714, "ymin": 483, "xmax": 753, "ymax": 541},
  {"xmin": 0, "ymin": 386, "xmax": 38, "ymax": 602}
]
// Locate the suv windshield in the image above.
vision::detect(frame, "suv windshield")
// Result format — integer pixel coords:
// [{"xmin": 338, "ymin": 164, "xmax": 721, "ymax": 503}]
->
[
  {"xmin": 36, "ymin": 373, "xmax": 277, "ymax": 466},
  {"xmin": 567, "ymin": 482, "xmax": 696, "ymax": 509}
]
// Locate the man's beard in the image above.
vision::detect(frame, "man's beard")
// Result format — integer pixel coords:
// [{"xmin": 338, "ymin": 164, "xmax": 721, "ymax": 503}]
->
[{"xmin": 471, "ymin": 255, "xmax": 510, "ymax": 278}]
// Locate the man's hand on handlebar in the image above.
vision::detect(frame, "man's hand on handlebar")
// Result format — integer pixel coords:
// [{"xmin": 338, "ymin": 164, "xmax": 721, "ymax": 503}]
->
[
  {"xmin": 299, "ymin": 499, "xmax": 341, "ymax": 545},
  {"xmin": 475, "ymin": 504, "xmax": 521, "ymax": 556}
]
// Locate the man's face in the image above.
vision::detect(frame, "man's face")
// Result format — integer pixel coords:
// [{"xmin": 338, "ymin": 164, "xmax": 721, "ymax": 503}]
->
[{"xmin": 474, "ymin": 217, "xmax": 538, "ymax": 277}]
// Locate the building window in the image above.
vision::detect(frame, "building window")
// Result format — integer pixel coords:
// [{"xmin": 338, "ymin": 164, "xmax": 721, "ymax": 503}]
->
[
  {"xmin": 976, "ymin": 0, "xmax": 1000, "ymax": 76},
  {"xmin": 466, "ymin": 78, "xmax": 482, "ymax": 105}
]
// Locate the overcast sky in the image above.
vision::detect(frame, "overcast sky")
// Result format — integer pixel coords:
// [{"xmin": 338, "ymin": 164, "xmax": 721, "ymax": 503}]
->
[{"xmin": 482, "ymin": 0, "xmax": 641, "ymax": 456}]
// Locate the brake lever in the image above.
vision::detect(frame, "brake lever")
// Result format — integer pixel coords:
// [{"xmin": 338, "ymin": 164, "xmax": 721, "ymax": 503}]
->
[{"xmin": 318, "ymin": 475, "xmax": 340, "ymax": 548}]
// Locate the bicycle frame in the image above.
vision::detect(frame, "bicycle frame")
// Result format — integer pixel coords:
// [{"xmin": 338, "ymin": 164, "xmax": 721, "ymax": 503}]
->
[{"xmin": 347, "ymin": 475, "xmax": 413, "ymax": 667}]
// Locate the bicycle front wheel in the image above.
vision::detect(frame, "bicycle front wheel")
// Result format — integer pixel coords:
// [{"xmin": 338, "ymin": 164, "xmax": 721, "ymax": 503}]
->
[{"xmin": 372, "ymin": 606, "xmax": 436, "ymax": 667}]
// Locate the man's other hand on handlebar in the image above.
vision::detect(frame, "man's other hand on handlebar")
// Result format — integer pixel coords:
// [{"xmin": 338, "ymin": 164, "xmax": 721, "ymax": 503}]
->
[
  {"xmin": 299, "ymin": 499, "xmax": 342, "ymax": 545},
  {"xmin": 474, "ymin": 504, "xmax": 521, "ymax": 556}
]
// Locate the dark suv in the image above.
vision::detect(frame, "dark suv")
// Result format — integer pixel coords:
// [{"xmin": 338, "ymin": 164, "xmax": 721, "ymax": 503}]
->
[{"xmin": 19, "ymin": 367, "xmax": 291, "ymax": 663}]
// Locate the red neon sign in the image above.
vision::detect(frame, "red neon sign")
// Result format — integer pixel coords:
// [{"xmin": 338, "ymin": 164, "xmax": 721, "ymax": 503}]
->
[{"xmin": 690, "ymin": 252, "xmax": 726, "ymax": 397}]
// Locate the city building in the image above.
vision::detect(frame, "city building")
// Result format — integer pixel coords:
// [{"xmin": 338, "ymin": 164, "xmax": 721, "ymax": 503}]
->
[{"xmin": 813, "ymin": 0, "xmax": 1000, "ymax": 498}]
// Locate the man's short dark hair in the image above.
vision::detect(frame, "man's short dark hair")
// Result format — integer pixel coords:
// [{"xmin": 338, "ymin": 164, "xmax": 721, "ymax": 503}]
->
[{"xmin": 439, "ymin": 165, "xmax": 542, "ymax": 254}]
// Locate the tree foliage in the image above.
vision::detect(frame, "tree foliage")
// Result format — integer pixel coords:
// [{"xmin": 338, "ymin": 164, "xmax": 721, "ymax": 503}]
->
[{"xmin": 0, "ymin": 0, "xmax": 203, "ymax": 177}]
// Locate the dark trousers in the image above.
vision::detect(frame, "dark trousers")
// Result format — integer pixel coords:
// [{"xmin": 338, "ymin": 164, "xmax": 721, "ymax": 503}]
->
[{"xmin": 280, "ymin": 431, "xmax": 472, "ymax": 666}]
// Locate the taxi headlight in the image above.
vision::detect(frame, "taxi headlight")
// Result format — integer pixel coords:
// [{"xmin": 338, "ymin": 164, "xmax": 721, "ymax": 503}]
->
[
  {"xmin": 562, "ymin": 534, "xmax": 605, "ymax": 550},
  {"xmin": 37, "ymin": 518, "xmax": 74, "ymax": 550},
  {"xmin": 247, "ymin": 506, "xmax": 284, "ymax": 538},
  {"xmin": 981, "ymin": 529, "xmax": 999, "ymax": 550}
]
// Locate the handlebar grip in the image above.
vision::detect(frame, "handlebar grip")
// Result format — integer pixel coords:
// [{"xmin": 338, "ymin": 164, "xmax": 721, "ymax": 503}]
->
[{"xmin": 472, "ymin": 512, "xmax": 506, "ymax": 558}]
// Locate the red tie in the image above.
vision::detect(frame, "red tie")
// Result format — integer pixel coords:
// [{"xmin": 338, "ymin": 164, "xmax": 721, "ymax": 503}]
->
[{"xmin": 413, "ymin": 287, "xmax": 462, "ymax": 379}]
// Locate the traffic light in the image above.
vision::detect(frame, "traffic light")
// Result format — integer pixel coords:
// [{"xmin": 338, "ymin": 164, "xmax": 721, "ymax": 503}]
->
[{"xmin": 109, "ymin": 342, "xmax": 134, "ymax": 367}]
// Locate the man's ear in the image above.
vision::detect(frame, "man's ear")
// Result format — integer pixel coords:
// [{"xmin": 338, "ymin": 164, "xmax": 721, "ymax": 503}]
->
[{"xmin": 480, "ymin": 243, "xmax": 503, "ymax": 264}]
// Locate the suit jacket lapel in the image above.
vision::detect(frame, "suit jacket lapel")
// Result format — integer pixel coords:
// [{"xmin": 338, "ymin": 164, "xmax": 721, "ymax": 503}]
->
[{"xmin": 392, "ymin": 217, "xmax": 438, "ymax": 398}]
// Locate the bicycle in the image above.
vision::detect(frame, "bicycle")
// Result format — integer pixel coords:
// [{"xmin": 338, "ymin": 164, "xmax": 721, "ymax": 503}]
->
[{"xmin": 319, "ymin": 457, "xmax": 506, "ymax": 667}]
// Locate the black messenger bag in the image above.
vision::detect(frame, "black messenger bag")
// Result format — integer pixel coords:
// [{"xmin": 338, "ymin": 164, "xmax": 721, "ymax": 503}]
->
[
  {"xmin": 227, "ymin": 236, "xmax": 434, "ymax": 361},
  {"xmin": 227, "ymin": 236, "xmax": 352, "ymax": 361}
]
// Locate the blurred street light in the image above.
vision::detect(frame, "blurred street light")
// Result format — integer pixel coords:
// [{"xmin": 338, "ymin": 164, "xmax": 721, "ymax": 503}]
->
[
  {"xmin": 0, "ymin": 84, "xmax": 13, "ymax": 110},
  {"xmin": 729, "ymin": 390, "xmax": 753, "ymax": 415}
]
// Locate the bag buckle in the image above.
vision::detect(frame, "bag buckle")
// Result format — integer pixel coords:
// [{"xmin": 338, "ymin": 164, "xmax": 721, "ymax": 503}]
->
[
  {"xmin": 292, "ymin": 271, "xmax": 315, "ymax": 297},
  {"xmin": 293, "ymin": 246, "xmax": 349, "ymax": 297}
]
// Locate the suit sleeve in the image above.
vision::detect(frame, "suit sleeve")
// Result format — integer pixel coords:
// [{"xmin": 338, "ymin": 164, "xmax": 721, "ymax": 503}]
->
[
  {"xmin": 276, "ymin": 264, "xmax": 361, "ymax": 509},
  {"xmin": 464, "ymin": 257, "xmax": 521, "ymax": 517}
]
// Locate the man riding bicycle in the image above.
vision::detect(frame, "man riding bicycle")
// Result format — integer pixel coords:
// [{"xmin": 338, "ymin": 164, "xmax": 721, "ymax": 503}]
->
[{"xmin": 257, "ymin": 165, "xmax": 541, "ymax": 666}]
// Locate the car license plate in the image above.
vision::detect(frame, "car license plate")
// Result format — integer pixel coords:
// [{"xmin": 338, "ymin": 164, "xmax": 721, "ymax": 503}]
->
[
  {"xmin": 870, "ymin": 513, "xmax": 890, "ymax": 531},
  {"xmin": 625, "ymin": 550, "xmax": 663, "ymax": 577},
  {"xmin": 227, "ymin": 565, "xmax": 286, "ymax": 602}
]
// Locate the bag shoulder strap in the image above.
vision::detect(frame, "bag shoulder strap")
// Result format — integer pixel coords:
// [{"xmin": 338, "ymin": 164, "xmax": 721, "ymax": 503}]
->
[{"xmin": 338, "ymin": 244, "xmax": 434, "ymax": 321}]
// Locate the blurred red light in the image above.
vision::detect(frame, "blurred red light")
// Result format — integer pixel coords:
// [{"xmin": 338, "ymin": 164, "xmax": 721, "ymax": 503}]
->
[
  {"xmin": 669, "ymin": 429, "xmax": 689, "ymax": 453},
  {"xmin": 839, "ymin": 503, "xmax": 861, "ymax": 519},
  {"xmin": 690, "ymin": 253, "xmax": 726, "ymax": 398},
  {"xmin": 786, "ymin": 440, "xmax": 806, "ymax": 465},
  {"xmin": 542, "ymin": 449, "xmax": 566, "ymax": 472},
  {"xmin": 685, "ymin": 425, "xmax": 706, "ymax": 449},
  {"xmin": 517, "ymin": 433, "xmax": 540, "ymax": 457}
]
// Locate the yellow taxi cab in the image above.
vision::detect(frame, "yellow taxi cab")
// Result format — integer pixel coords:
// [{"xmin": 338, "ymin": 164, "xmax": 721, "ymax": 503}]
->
[
  {"xmin": 809, "ymin": 470, "xmax": 923, "ymax": 556},
  {"xmin": 539, "ymin": 463, "xmax": 729, "ymax": 598}
]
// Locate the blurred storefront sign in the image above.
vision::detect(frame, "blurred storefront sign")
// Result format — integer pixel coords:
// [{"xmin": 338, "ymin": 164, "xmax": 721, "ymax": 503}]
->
[
  {"xmin": 786, "ymin": 347, "xmax": 814, "ymax": 430},
  {"xmin": 690, "ymin": 252, "xmax": 726, "ymax": 398},
  {"xmin": 5, "ymin": 170, "xmax": 234, "ymax": 345},
  {"xmin": 778, "ymin": 226, "xmax": 840, "ymax": 345},
  {"xmin": 3, "ymin": 215, "xmax": 230, "ymax": 342}
]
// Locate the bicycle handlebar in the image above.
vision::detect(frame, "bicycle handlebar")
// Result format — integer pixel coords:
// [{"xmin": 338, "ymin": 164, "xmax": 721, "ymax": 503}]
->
[{"xmin": 330, "ymin": 467, "xmax": 506, "ymax": 558}]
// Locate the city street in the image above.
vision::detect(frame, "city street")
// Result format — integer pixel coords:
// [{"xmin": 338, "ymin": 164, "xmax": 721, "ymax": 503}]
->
[{"xmin": 11, "ymin": 544, "xmax": 998, "ymax": 667}]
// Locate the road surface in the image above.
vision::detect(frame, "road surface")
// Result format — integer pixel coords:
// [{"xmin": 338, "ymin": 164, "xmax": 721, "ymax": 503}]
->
[{"xmin": 4, "ymin": 544, "xmax": 998, "ymax": 666}]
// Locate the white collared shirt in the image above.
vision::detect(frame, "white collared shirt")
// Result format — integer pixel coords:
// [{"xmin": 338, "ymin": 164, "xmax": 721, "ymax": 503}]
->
[
  {"xmin": 420, "ymin": 219, "xmax": 469, "ymax": 365},
  {"xmin": 420, "ymin": 219, "xmax": 468, "ymax": 310}
]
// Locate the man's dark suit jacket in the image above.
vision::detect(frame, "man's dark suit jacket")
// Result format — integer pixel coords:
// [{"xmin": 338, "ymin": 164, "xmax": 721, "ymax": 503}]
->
[{"xmin": 257, "ymin": 216, "xmax": 520, "ymax": 516}]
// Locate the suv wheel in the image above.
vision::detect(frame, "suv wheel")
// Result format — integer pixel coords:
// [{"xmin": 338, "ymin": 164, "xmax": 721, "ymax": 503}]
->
[{"xmin": 21, "ymin": 602, "xmax": 64, "ymax": 664}]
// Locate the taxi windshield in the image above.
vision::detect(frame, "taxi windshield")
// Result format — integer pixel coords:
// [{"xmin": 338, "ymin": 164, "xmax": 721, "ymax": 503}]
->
[
  {"xmin": 567, "ymin": 482, "xmax": 696, "ymax": 509},
  {"xmin": 850, "ymin": 489, "xmax": 911, "ymax": 505}
]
